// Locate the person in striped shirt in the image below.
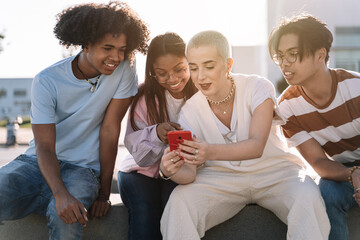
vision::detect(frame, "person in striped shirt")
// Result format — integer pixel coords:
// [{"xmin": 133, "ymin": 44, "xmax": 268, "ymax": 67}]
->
[{"xmin": 268, "ymin": 13, "xmax": 360, "ymax": 240}]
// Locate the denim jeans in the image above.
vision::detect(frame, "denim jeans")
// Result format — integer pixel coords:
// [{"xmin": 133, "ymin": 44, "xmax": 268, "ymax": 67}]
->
[
  {"xmin": 118, "ymin": 171, "xmax": 177, "ymax": 240},
  {"xmin": 0, "ymin": 154, "xmax": 100, "ymax": 240},
  {"xmin": 319, "ymin": 178, "xmax": 358, "ymax": 240}
]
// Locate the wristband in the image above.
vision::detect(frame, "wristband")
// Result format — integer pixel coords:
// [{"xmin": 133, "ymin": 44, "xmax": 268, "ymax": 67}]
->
[{"xmin": 159, "ymin": 168, "xmax": 171, "ymax": 180}]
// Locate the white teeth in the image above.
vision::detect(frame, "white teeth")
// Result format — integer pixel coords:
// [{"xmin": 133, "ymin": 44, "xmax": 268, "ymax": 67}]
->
[
  {"xmin": 284, "ymin": 72, "xmax": 293, "ymax": 76},
  {"xmin": 105, "ymin": 63, "xmax": 116, "ymax": 67},
  {"xmin": 170, "ymin": 81, "xmax": 181, "ymax": 88}
]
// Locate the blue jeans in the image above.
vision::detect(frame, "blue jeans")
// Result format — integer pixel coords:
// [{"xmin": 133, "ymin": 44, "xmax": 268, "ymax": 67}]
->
[
  {"xmin": 0, "ymin": 154, "xmax": 100, "ymax": 240},
  {"xmin": 319, "ymin": 178, "xmax": 358, "ymax": 240},
  {"xmin": 118, "ymin": 171, "xmax": 177, "ymax": 240}
]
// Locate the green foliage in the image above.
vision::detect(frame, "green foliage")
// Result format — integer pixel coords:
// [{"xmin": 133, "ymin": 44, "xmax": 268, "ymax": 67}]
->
[{"xmin": 0, "ymin": 116, "xmax": 31, "ymax": 128}]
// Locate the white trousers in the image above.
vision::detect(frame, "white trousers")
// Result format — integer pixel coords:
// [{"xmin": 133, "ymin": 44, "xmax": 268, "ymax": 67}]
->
[{"xmin": 160, "ymin": 164, "xmax": 330, "ymax": 240}]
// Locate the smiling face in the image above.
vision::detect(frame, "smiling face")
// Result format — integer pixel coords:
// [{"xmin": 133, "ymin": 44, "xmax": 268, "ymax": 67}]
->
[
  {"xmin": 187, "ymin": 45, "xmax": 232, "ymax": 101},
  {"xmin": 277, "ymin": 33, "xmax": 324, "ymax": 86},
  {"xmin": 81, "ymin": 33, "xmax": 127, "ymax": 77},
  {"xmin": 152, "ymin": 54, "xmax": 190, "ymax": 99}
]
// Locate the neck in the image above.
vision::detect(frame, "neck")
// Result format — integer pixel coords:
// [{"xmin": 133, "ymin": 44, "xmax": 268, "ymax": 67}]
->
[
  {"xmin": 207, "ymin": 78, "xmax": 234, "ymax": 105},
  {"xmin": 302, "ymin": 67, "xmax": 333, "ymax": 105},
  {"xmin": 74, "ymin": 52, "xmax": 100, "ymax": 79}
]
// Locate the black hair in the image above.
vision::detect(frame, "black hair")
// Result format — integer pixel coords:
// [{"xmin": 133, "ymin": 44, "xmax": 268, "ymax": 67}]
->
[
  {"xmin": 268, "ymin": 13, "xmax": 333, "ymax": 64},
  {"xmin": 54, "ymin": 1, "xmax": 150, "ymax": 64},
  {"xmin": 130, "ymin": 32, "xmax": 198, "ymax": 131}
]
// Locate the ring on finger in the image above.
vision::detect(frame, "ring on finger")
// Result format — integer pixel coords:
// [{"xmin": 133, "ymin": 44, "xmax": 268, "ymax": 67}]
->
[
  {"xmin": 194, "ymin": 155, "xmax": 198, "ymax": 161},
  {"xmin": 194, "ymin": 148, "xmax": 199, "ymax": 155},
  {"xmin": 170, "ymin": 158, "xmax": 175, "ymax": 164}
]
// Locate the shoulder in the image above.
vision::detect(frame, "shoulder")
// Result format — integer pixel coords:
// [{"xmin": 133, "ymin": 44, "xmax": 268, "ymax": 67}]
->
[
  {"xmin": 35, "ymin": 57, "xmax": 74, "ymax": 82},
  {"xmin": 332, "ymin": 68, "xmax": 360, "ymax": 82},
  {"xmin": 110, "ymin": 59, "xmax": 133, "ymax": 78},
  {"xmin": 278, "ymin": 85, "xmax": 302, "ymax": 105},
  {"xmin": 232, "ymin": 73, "xmax": 274, "ymax": 89}
]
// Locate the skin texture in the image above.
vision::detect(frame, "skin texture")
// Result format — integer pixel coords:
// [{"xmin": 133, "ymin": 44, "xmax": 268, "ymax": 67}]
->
[
  {"xmin": 276, "ymin": 33, "xmax": 360, "ymax": 206},
  {"xmin": 153, "ymin": 54, "xmax": 191, "ymax": 99}
]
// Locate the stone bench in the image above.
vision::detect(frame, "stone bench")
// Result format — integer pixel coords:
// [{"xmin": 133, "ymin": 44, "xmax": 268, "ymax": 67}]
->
[{"xmin": 1, "ymin": 192, "xmax": 360, "ymax": 240}]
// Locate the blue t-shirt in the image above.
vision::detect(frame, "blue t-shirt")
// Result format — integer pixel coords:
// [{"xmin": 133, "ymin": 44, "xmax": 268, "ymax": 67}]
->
[{"xmin": 25, "ymin": 55, "xmax": 138, "ymax": 172}]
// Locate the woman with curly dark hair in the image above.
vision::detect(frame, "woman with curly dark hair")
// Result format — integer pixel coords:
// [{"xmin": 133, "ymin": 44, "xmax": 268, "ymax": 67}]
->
[
  {"xmin": 0, "ymin": 2, "xmax": 149, "ymax": 240},
  {"xmin": 118, "ymin": 32, "xmax": 197, "ymax": 240}
]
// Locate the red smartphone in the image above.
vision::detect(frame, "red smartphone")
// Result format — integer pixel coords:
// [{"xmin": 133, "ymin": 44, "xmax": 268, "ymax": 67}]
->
[{"xmin": 168, "ymin": 130, "xmax": 192, "ymax": 151}]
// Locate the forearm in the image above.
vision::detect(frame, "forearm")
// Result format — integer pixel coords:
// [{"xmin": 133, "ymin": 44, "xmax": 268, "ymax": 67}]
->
[
  {"xmin": 170, "ymin": 164, "xmax": 196, "ymax": 185},
  {"xmin": 311, "ymin": 159, "xmax": 350, "ymax": 181},
  {"xmin": 36, "ymin": 147, "xmax": 67, "ymax": 197},
  {"xmin": 99, "ymin": 128, "xmax": 119, "ymax": 198},
  {"xmin": 209, "ymin": 139, "xmax": 264, "ymax": 161},
  {"xmin": 124, "ymin": 124, "xmax": 166, "ymax": 167}
]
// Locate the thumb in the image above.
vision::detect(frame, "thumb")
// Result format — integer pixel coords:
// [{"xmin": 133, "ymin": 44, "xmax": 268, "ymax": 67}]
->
[{"xmin": 193, "ymin": 134, "xmax": 197, "ymax": 141}]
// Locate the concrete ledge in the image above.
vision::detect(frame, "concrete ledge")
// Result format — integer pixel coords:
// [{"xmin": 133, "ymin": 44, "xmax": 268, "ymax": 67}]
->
[{"xmin": 1, "ymin": 194, "xmax": 360, "ymax": 240}]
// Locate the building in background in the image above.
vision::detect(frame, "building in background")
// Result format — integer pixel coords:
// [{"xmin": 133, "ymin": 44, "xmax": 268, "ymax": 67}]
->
[
  {"xmin": 0, "ymin": 78, "xmax": 32, "ymax": 119},
  {"xmin": 231, "ymin": 0, "xmax": 360, "ymax": 95}
]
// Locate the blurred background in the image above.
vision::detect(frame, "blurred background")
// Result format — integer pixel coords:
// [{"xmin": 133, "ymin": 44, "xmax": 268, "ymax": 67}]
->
[{"xmin": 0, "ymin": 0, "xmax": 359, "ymax": 145}]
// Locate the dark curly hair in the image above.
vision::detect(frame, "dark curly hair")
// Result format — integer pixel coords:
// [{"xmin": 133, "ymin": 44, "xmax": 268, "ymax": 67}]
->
[
  {"xmin": 54, "ymin": 1, "xmax": 150, "ymax": 64},
  {"xmin": 268, "ymin": 13, "xmax": 333, "ymax": 64},
  {"xmin": 130, "ymin": 32, "xmax": 198, "ymax": 131}
]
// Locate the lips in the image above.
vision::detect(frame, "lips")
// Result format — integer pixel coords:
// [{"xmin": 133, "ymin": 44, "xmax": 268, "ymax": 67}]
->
[
  {"xmin": 283, "ymin": 71, "xmax": 294, "ymax": 80},
  {"xmin": 199, "ymin": 83, "xmax": 211, "ymax": 91}
]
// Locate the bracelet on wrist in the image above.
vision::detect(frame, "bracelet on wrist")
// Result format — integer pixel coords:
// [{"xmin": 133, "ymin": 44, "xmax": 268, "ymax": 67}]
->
[
  {"xmin": 348, "ymin": 166, "xmax": 360, "ymax": 187},
  {"xmin": 159, "ymin": 168, "xmax": 171, "ymax": 180}
]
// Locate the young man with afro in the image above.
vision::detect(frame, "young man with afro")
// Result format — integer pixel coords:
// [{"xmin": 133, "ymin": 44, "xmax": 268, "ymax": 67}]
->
[{"xmin": 0, "ymin": 2, "xmax": 149, "ymax": 239}]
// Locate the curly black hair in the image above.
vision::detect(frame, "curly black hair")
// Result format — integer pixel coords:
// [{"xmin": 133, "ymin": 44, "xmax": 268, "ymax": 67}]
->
[{"xmin": 54, "ymin": 1, "xmax": 150, "ymax": 64}]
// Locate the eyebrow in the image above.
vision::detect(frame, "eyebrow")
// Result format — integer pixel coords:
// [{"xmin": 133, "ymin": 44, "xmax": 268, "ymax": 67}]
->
[{"xmin": 103, "ymin": 44, "xmax": 127, "ymax": 49}]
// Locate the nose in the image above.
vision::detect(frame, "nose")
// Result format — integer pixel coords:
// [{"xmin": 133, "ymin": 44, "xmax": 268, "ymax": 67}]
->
[
  {"xmin": 110, "ymin": 50, "xmax": 123, "ymax": 62},
  {"xmin": 280, "ymin": 57, "xmax": 291, "ymax": 69},
  {"xmin": 197, "ymin": 68, "xmax": 206, "ymax": 82}
]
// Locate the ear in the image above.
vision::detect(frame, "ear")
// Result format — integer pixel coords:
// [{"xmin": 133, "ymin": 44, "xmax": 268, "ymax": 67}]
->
[
  {"xmin": 226, "ymin": 58, "xmax": 234, "ymax": 73},
  {"xmin": 317, "ymin": 48, "xmax": 327, "ymax": 62},
  {"xmin": 83, "ymin": 45, "xmax": 90, "ymax": 53}
]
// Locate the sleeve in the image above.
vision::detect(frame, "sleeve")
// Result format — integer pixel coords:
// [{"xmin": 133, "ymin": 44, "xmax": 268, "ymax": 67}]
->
[
  {"xmin": 278, "ymin": 100, "xmax": 312, "ymax": 148},
  {"xmin": 124, "ymin": 98, "xmax": 166, "ymax": 167},
  {"xmin": 113, "ymin": 60, "xmax": 138, "ymax": 99},
  {"xmin": 29, "ymin": 73, "xmax": 57, "ymax": 124},
  {"xmin": 250, "ymin": 77, "xmax": 277, "ymax": 114}
]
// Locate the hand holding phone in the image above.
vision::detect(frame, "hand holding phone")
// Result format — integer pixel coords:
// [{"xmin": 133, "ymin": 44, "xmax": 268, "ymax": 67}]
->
[{"xmin": 168, "ymin": 130, "xmax": 192, "ymax": 151}]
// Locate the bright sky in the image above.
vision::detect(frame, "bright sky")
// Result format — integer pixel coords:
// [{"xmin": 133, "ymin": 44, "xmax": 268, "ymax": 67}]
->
[{"xmin": 0, "ymin": 0, "xmax": 266, "ymax": 78}]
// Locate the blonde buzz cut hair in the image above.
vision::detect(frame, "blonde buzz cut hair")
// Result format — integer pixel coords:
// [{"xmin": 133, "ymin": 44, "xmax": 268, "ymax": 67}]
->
[{"xmin": 186, "ymin": 30, "xmax": 231, "ymax": 62}]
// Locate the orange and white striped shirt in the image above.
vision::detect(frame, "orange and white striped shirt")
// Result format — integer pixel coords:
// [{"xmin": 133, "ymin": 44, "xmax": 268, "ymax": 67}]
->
[{"xmin": 278, "ymin": 69, "xmax": 360, "ymax": 164}]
